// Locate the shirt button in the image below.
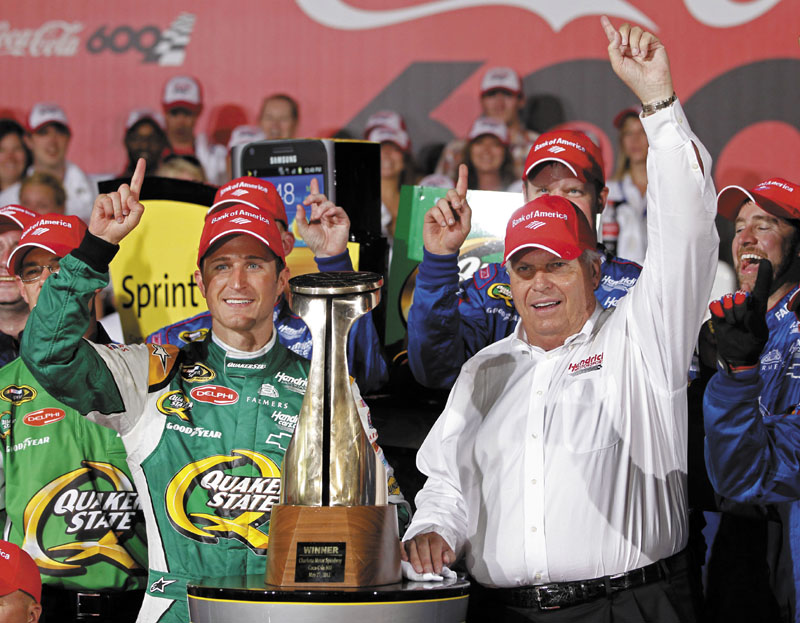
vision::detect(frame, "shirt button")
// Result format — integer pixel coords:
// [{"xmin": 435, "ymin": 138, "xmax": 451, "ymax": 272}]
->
[
  {"xmin": 535, "ymin": 573, "xmax": 542, "ymax": 581},
  {"xmin": 531, "ymin": 526, "xmax": 537, "ymax": 533},
  {"xmin": 536, "ymin": 390, "xmax": 543, "ymax": 396},
  {"xmin": 531, "ymin": 478, "xmax": 537, "ymax": 485},
  {"xmin": 531, "ymin": 433, "xmax": 538, "ymax": 439},
  {"xmin": 691, "ymin": 162, "xmax": 699, "ymax": 170}
]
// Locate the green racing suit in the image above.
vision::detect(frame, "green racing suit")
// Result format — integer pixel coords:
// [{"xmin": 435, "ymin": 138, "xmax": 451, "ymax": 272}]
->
[{"xmin": 21, "ymin": 234, "xmax": 409, "ymax": 623}]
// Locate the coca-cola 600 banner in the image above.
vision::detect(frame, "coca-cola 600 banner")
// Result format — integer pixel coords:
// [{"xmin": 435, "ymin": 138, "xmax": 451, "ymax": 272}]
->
[{"xmin": 3, "ymin": 1, "xmax": 799, "ymax": 208}]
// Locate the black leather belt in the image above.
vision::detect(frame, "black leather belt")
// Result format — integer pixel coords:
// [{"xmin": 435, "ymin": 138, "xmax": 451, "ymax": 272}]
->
[
  {"xmin": 41, "ymin": 586, "xmax": 145, "ymax": 622},
  {"xmin": 488, "ymin": 549, "xmax": 688, "ymax": 610}
]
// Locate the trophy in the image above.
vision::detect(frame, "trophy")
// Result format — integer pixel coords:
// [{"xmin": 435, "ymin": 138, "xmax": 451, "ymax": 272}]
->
[{"xmin": 265, "ymin": 272, "xmax": 401, "ymax": 588}]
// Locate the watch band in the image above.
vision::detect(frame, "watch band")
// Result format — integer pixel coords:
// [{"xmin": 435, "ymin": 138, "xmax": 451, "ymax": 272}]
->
[{"xmin": 641, "ymin": 93, "xmax": 676, "ymax": 116}]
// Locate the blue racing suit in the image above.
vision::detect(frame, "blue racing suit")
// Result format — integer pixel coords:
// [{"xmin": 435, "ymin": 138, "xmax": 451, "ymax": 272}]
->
[
  {"xmin": 407, "ymin": 247, "xmax": 642, "ymax": 389},
  {"xmin": 148, "ymin": 251, "xmax": 388, "ymax": 393},
  {"xmin": 704, "ymin": 285, "xmax": 800, "ymax": 621}
]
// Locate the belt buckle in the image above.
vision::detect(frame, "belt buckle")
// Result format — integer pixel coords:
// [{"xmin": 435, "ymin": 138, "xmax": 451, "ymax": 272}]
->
[
  {"xmin": 534, "ymin": 586, "xmax": 562, "ymax": 611},
  {"xmin": 75, "ymin": 592, "xmax": 103, "ymax": 617}
]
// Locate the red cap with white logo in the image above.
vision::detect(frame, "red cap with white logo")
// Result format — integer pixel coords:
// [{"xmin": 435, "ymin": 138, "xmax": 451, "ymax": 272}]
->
[
  {"xmin": 0, "ymin": 206, "xmax": 38, "ymax": 231},
  {"xmin": 197, "ymin": 205, "xmax": 285, "ymax": 266},
  {"xmin": 28, "ymin": 103, "xmax": 70, "ymax": 134},
  {"xmin": 367, "ymin": 126, "xmax": 410, "ymax": 152},
  {"xmin": 480, "ymin": 67, "xmax": 522, "ymax": 96},
  {"xmin": 8, "ymin": 214, "xmax": 87, "ymax": 275},
  {"xmin": 0, "ymin": 541, "xmax": 41, "ymax": 601},
  {"xmin": 503, "ymin": 195, "xmax": 596, "ymax": 263},
  {"xmin": 524, "ymin": 130, "xmax": 605, "ymax": 187},
  {"xmin": 468, "ymin": 117, "xmax": 509, "ymax": 145},
  {"xmin": 717, "ymin": 177, "xmax": 800, "ymax": 221},
  {"xmin": 162, "ymin": 76, "xmax": 203, "ymax": 114},
  {"xmin": 211, "ymin": 177, "xmax": 288, "ymax": 226}
]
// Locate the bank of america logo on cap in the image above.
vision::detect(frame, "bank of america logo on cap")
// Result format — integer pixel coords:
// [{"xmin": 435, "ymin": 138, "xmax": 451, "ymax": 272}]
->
[
  {"xmin": 231, "ymin": 217, "xmax": 251, "ymax": 224},
  {"xmin": 548, "ymin": 146, "xmax": 566, "ymax": 154},
  {"xmin": 526, "ymin": 221, "xmax": 547, "ymax": 230}
]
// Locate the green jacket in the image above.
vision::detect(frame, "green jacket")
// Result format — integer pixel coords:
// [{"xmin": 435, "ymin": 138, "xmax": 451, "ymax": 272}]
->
[{"xmin": 0, "ymin": 356, "xmax": 147, "ymax": 592}]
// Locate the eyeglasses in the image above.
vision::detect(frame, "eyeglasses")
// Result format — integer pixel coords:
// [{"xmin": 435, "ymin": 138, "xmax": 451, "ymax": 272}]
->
[{"xmin": 20, "ymin": 261, "xmax": 60, "ymax": 283}]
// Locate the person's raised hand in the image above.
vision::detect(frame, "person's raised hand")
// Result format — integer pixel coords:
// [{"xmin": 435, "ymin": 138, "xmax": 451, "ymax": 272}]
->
[
  {"xmin": 709, "ymin": 259, "xmax": 772, "ymax": 371},
  {"xmin": 295, "ymin": 177, "xmax": 350, "ymax": 258},
  {"xmin": 601, "ymin": 15, "xmax": 673, "ymax": 106},
  {"xmin": 422, "ymin": 164, "xmax": 472, "ymax": 255},
  {"xmin": 90, "ymin": 158, "xmax": 146, "ymax": 245}
]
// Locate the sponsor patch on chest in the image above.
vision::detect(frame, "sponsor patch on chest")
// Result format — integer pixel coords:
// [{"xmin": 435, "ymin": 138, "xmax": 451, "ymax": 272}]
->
[{"xmin": 567, "ymin": 351, "xmax": 604, "ymax": 376}]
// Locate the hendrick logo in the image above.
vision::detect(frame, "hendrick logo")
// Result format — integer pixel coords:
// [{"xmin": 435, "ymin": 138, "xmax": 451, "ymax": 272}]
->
[
  {"xmin": 1, "ymin": 385, "xmax": 36, "ymax": 405},
  {"xmin": 568, "ymin": 352, "xmax": 604, "ymax": 375},
  {"xmin": 23, "ymin": 408, "xmax": 65, "ymax": 427},
  {"xmin": 190, "ymin": 385, "xmax": 239, "ymax": 406},
  {"xmin": 275, "ymin": 372, "xmax": 307, "ymax": 394}
]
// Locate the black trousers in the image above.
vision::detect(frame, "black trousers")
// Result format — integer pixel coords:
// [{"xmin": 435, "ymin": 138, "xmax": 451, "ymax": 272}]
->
[{"xmin": 466, "ymin": 553, "xmax": 698, "ymax": 623}]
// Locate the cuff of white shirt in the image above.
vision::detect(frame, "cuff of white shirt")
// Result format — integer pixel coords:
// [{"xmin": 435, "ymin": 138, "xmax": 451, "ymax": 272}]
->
[{"xmin": 640, "ymin": 99, "xmax": 693, "ymax": 151}]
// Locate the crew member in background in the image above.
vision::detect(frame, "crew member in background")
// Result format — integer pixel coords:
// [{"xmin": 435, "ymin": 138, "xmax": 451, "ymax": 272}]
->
[
  {"xmin": 701, "ymin": 177, "xmax": 800, "ymax": 623},
  {"xmin": 0, "ymin": 120, "xmax": 30, "ymax": 195},
  {"xmin": 122, "ymin": 110, "xmax": 168, "ymax": 178},
  {"xmin": 18, "ymin": 173, "xmax": 66, "ymax": 216},
  {"xmin": 462, "ymin": 117, "xmax": 516, "ymax": 191},
  {"xmin": 1, "ymin": 214, "xmax": 147, "ymax": 623},
  {"xmin": 161, "ymin": 76, "xmax": 224, "ymax": 185},
  {"xmin": 0, "ymin": 104, "xmax": 95, "ymax": 223},
  {"xmin": 258, "ymin": 94, "xmax": 300, "ymax": 140},
  {"xmin": 436, "ymin": 66, "xmax": 538, "ymax": 180},
  {"xmin": 148, "ymin": 176, "xmax": 389, "ymax": 393},
  {"xmin": 602, "ymin": 106, "xmax": 649, "ymax": 263},
  {"xmin": 20, "ymin": 162, "xmax": 406, "ymax": 622},
  {"xmin": 407, "ymin": 126, "xmax": 641, "ymax": 390}
]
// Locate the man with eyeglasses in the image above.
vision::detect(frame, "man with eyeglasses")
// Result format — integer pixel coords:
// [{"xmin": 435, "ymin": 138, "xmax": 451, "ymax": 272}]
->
[{"xmin": 0, "ymin": 213, "xmax": 147, "ymax": 623}]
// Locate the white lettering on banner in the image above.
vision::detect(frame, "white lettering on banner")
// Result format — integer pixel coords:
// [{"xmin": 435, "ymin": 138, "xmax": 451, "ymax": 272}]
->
[
  {"xmin": 683, "ymin": 0, "xmax": 782, "ymax": 28},
  {"xmin": 294, "ymin": 0, "xmax": 656, "ymax": 32},
  {"xmin": 0, "ymin": 21, "xmax": 83, "ymax": 57}
]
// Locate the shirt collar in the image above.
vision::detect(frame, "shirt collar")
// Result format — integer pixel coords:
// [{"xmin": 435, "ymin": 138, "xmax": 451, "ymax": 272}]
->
[{"xmin": 511, "ymin": 303, "xmax": 602, "ymax": 356}]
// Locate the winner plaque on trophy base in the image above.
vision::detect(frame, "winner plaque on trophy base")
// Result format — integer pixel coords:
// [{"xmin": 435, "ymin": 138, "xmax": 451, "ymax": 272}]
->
[{"xmin": 265, "ymin": 272, "xmax": 401, "ymax": 589}]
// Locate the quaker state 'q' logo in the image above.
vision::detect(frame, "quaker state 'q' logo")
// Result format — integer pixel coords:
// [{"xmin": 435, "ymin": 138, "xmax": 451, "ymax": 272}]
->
[{"xmin": 165, "ymin": 449, "xmax": 281, "ymax": 555}]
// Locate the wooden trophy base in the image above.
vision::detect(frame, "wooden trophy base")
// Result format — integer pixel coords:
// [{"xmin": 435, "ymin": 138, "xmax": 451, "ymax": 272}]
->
[{"xmin": 265, "ymin": 504, "xmax": 401, "ymax": 588}]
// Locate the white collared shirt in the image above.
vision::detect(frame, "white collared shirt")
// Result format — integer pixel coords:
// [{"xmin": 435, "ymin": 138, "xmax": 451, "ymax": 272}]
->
[{"xmin": 405, "ymin": 101, "xmax": 719, "ymax": 588}]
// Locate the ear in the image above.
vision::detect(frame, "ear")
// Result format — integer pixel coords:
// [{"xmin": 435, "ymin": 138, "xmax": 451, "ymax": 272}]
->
[
  {"xmin": 281, "ymin": 230, "xmax": 295, "ymax": 256},
  {"xmin": 597, "ymin": 186, "xmax": 609, "ymax": 215},
  {"xmin": 194, "ymin": 269, "xmax": 206, "ymax": 299},
  {"xmin": 28, "ymin": 600, "xmax": 41, "ymax": 623},
  {"xmin": 23, "ymin": 134, "xmax": 33, "ymax": 151},
  {"xmin": 275, "ymin": 265, "xmax": 290, "ymax": 304},
  {"xmin": 591, "ymin": 257, "xmax": 602, "ymax": 290}
]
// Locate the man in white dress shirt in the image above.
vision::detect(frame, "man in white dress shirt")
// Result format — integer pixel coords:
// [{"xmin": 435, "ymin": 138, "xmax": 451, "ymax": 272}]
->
[{"xmin": 402, "ymin": 16, "xmax": 718, "ymax": 622}]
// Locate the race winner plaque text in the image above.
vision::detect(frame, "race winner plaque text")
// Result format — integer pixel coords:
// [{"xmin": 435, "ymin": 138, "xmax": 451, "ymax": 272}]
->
[{"xmin": 294, "ymin": 542, "xmax": 346, "ymax": 582}]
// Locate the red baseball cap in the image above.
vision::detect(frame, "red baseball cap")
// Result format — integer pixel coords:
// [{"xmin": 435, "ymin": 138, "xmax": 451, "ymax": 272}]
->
[
  {"xmin": 8, "ymin": 214, "xmax": 87, "ymax": 275},
  {"xmin": 717, "ymin": 177, "xmax": 800, "ymax": 222},
  {"xmin": 0, "ymin": 206, "xmax": 38, "ymax": 231},
  {"xmin": 0, "ymin": 541, "xmax": 41, "ymax": 602},
  {"xmin": 480, "ymin": 67, "xmax": 522, "ymax": 96},
  {"xmin": 504, "ymin": 195, "xmax": 597, "ymax": 263},
  {"xmin": 524, "ymin": 130, "xmax": 605, "ymax": 187},
  {"xmin": 197, "ymin": 204, "xmax": 285, "ymax": 266},
  {"xmin": 468, "ymin": 117, "xmax": 509, "ymax": 145},
  {"xmin": 162, "ymin": 76, "xmax": 203, "ymax": 114},
  {"xmin": 211, "ymin": 177, "xmax": 288, "ymax": 226}
]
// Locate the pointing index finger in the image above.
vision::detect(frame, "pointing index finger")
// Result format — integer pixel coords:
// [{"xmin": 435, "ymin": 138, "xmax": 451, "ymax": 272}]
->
[
  {"xmin": 309, "ymin": 177, "xmax": 319, "ymax": 195},
  {"xmin": 455, "ymin": 164, "xmax": 468, "ymax": 199},
  {"xmin": 600, "ymin": 15, "xmax": 617, "ymax": 43},
  {"xmin": 130, "ymin": 158, "xmax": 146, "ymax": 200},
  {"xmin": 751, "ymin": 259, "xmax": 773, "ymax": 312}
]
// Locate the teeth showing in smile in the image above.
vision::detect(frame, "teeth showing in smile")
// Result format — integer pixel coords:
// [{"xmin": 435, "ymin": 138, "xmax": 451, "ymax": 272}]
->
[
  {"xmin": 225, "ymin": 299, "xmax": 253, "ymax": 305},
  {"xmin": 0, "ymin": 277, "xmax": 14, "ymax": 282},
  {"xmin": 740, "ymin": 253, "xmax": 764, "ymax": 268},
  {"xmin": 533, "ymin": 301, "xmax": 558, "ymax": 309}
]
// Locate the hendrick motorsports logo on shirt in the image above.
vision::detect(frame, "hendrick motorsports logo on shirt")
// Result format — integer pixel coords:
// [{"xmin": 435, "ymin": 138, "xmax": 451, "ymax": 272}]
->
[
  {"xmin": 275, "ymin": 372, "xmax": 307, "ymax": 394},
  {"xmin": 166, "ymin": 449, "xmax": 281, "ymax": 555},
  {"xmin": 24, "ymin": 461, "xmax": 142, "ymax": 576},
  {"xmin": 568, "ymin": 352, "xmax": 604, "ymax": 375}
]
